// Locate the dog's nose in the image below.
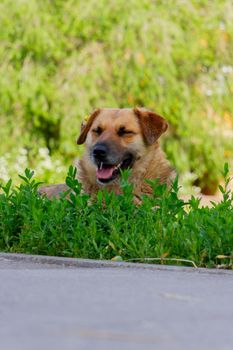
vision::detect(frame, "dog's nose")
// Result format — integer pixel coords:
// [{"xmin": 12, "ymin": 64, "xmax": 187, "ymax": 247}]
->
[{"xmin": 93, "ymin": 144, "xmax": 108, "ymax": 160}]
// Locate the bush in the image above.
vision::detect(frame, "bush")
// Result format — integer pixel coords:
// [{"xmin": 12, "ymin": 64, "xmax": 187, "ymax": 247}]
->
[
  {"xmin": 0, "ymin": 0, "xmax": 232, "ymax": 191},
  {"xmin": 0, "ymin": 166, "xmax": 232, "ymax": 269}
]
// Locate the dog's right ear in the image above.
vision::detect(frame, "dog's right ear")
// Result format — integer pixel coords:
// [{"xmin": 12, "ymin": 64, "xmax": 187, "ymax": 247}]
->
[{"xmin": 77, "ymin": 109, "xmax": 101, "ymax": 145}]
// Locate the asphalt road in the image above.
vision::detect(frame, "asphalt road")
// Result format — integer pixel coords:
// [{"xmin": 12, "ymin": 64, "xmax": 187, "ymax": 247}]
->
[{"xmin": 0, "ymin": 254, "xmax": 232, "ymax": 350}]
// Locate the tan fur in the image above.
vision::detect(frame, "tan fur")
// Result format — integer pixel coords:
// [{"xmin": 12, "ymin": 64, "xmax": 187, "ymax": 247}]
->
[
  {"xmin": 39, "ymin": 108, "xmax": 175, "ymax": 199},
  {"xmin": 77, "ymin": 138, "xmax": 174, "ymax": 198}
]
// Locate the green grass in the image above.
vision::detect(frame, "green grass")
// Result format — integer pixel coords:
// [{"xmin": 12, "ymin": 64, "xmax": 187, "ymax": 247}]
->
[{"xmin": 0, "ymin": 165, "xmax": 232, "ymax": 269}]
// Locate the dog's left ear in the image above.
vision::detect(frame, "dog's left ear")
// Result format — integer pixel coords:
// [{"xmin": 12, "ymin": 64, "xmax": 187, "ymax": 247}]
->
[
  {"xmin": 134, "ymin": 108, "xmax": 168, "ymax": 145},
  {"xmin": 77, "ymin": 109, "xmax": 101, "ymax": 144}
]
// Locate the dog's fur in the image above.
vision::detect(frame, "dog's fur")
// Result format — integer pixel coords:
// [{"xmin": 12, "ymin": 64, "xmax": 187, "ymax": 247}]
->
[{"xmin": 39, "ymin": 108, "xmax": 175, "ymax": 199}]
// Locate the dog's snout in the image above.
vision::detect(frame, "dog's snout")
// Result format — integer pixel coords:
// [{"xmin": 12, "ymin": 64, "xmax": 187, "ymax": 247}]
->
[{"xmin": 93, "ymin": 144, "xmax": 108, "ymax": 160}]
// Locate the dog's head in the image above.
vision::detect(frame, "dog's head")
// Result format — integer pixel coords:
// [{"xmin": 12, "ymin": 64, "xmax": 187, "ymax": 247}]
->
[{"xmin": 77, "ymin": 108, "xmax": 168, "ymax": 185}]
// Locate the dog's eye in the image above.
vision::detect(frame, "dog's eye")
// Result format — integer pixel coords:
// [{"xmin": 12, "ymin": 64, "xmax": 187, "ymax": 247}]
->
[
  {"xmin": 92, "ymin": 126, "xmax": 102, "ymax": 135},
  {"xmin": 118, "ymin": 127, "xmax": 135, "ymax": 136}
]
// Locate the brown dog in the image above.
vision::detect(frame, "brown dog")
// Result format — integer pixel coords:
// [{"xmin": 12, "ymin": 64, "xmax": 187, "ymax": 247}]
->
[{"xmin": 39, "ymin": 108, "xmax": 175, "ymax": 199}]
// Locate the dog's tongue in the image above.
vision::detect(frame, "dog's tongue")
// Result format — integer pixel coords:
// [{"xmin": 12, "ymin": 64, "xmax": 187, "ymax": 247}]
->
[{"xmin": 97, "ymin": 166, "xmax": 115, "ymax": 179}]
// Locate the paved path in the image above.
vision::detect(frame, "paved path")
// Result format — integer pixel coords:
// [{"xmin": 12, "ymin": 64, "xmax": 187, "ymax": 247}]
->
[{"xmin": 0, "ymin": 253, "xmax": 232, "ymax": 350}]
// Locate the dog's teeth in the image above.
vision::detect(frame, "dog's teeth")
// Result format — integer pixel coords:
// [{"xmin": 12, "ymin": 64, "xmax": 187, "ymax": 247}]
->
[
  {"xmin": 100, "ymin": 162, "xmax": 103, "ymax": 170},
  {"xmin": 115, "ymin": 162, "xmax": 122, "ymax": 170}
]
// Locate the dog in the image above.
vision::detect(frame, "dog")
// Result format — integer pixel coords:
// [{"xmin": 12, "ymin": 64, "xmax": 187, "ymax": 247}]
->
[{"xmin": 39, "ymin": 108, "xmax": 175, "ymax": 200}]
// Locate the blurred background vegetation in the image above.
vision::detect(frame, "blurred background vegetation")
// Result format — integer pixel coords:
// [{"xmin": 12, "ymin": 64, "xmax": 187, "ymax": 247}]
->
[{"xmin": 0, "ymin": 0, "xmax": 232, "ymax": 194}]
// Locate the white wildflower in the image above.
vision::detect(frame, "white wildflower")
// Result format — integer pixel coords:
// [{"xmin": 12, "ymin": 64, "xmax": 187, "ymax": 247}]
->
[
  {"xmin": 38, "ymin": 147, "xmax": 50, "ymax": 158},
  {"xmin": 0, "ymin": 156, "xmax": 10, "ymax": 182},
  {"xmin": 221, "ymin": 65, "xmax": 233, "ymax": 74},
  {"xmin": 205, "ymin": 89, "xmax": 213, "ymax": 96}
]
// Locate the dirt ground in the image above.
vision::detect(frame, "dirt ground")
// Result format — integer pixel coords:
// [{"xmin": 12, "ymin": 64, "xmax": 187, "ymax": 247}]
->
[{"xmin": 182, "ymin": 176, "xmax": 233, "ymax": 207}]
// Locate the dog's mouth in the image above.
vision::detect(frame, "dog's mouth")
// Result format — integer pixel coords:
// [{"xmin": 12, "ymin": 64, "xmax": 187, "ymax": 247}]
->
[{"xmin": 96, "ymin": 155, "xmax": 134, "ymax": 184}]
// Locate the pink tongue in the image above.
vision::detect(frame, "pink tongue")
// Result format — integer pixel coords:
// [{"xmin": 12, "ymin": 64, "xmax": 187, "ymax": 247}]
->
[{"xmin": 97, "ymin": 166, "xmax": 115, "ymax": 179}]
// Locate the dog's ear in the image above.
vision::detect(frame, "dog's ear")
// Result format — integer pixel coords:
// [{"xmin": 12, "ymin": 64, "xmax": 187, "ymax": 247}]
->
[
  {"xmin": 77, "ymin": 109, "xmax": 101, "ymax": 145},
  {"xmin": 134, "ymin": 108, "xmax": 168, "ymax": 145}
]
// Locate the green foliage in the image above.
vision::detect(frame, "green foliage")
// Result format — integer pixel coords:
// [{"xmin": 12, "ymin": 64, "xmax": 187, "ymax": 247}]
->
[
  {"xmin": 0, "ymin": 165, "xmax": 232, "ymax": 268},
  {"xmin": 0, "ymin": 0, "xmax": 232, "ymax": 191}
]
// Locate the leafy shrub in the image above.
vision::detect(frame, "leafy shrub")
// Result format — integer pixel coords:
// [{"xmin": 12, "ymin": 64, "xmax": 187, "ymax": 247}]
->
[
  {"xmin": 0, "ymin": 165, "xmax": 232, "ymax": 269},
  {"xmin": 0, "ymin": 0, "xmax": 232, "ymax": 191}
]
